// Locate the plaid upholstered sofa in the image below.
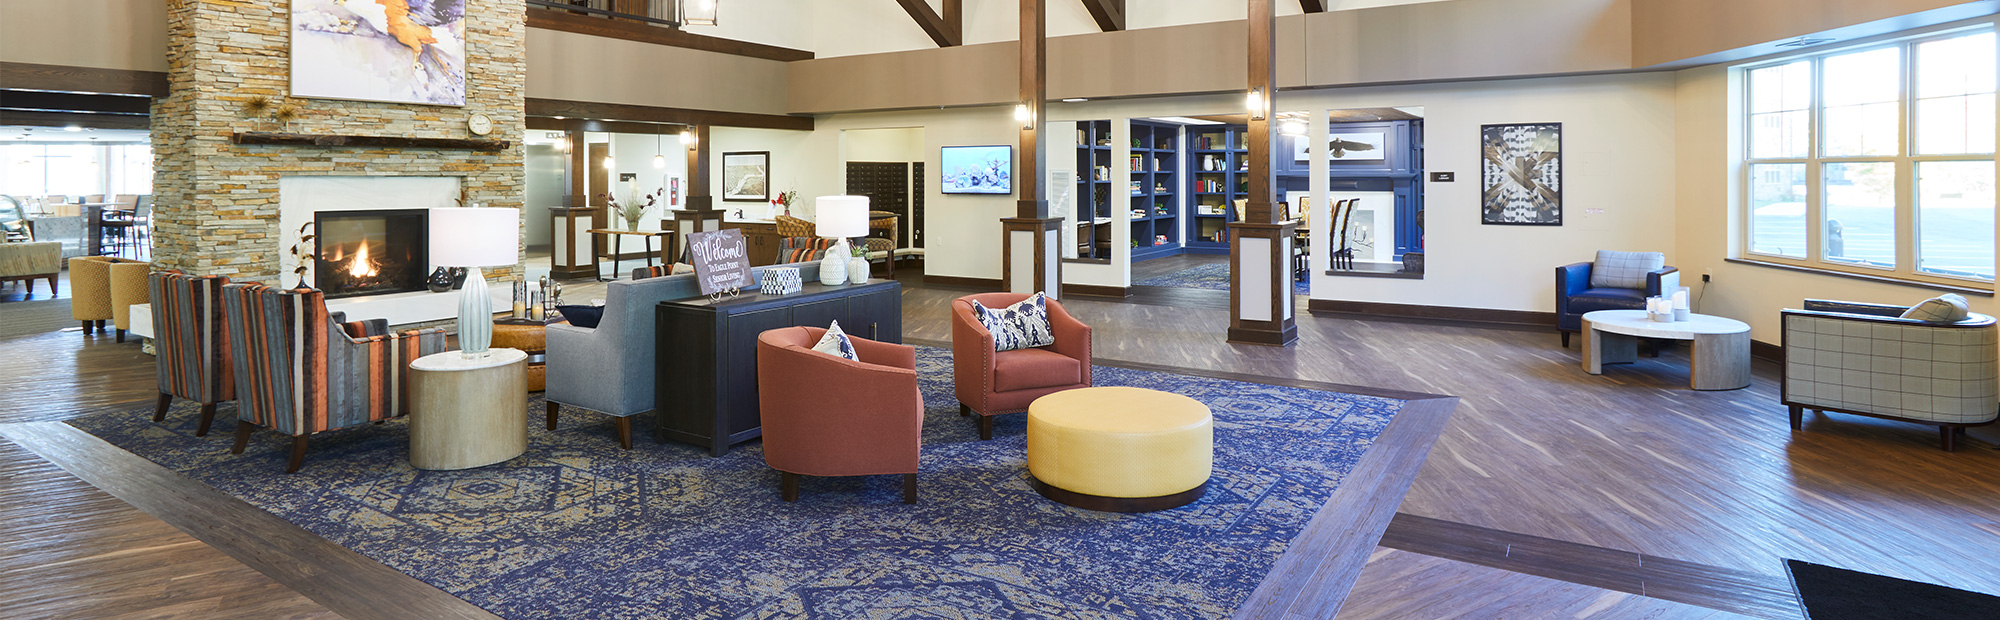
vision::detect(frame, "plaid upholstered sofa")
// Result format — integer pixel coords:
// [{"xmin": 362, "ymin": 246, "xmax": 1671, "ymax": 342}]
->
[
  {"xmin": 222, "ymin": 283, "xmax": 447, "ymax": 472},
  {"xmin": 1782, "ymin": 299, "xmax": 1999, "ymax": 451}
]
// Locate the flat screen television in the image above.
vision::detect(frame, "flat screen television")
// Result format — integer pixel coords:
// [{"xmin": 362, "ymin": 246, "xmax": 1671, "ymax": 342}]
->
[{"xmin": 940, "ymin": 145, "xmax": 1013, "ymax": 195}]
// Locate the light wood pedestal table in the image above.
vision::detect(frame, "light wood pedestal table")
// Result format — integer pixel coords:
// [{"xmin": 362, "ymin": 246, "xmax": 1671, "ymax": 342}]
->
[
  {"xmin": 1581, "ymin": 309, "xmax": 1752, "ymax": 391},
  {"xmin": 408, "ymin": 348, "xmax": 529, "ymax": 470}
]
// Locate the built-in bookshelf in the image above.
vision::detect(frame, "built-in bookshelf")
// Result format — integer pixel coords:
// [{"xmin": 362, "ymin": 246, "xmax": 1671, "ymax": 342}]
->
[
  {"xmin": 1186, "ymin": 124, "xmax": 1249, "ymax": 254},
  {"xmin": 1128, "ymin": 120, "xmax": 1180, "ymax": 261},
  {"xmin": 1072, "ymin": 120, "xmax": 1113, "ymax": 261}
]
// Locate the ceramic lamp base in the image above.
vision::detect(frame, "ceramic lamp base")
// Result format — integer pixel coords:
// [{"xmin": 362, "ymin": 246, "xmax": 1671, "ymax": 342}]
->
[{"xmin": 458, "ymin": 266, "xmax": 492, "ymax": 358}]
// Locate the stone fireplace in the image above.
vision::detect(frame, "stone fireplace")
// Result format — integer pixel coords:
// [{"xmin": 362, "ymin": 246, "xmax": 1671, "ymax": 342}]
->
[{"xmin": 315, "ymin": 209, "xmax": 428, "ymax": 299}]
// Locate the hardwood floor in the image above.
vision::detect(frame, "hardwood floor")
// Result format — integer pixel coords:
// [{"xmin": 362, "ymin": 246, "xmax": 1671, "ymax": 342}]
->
[{"xmin": 4, "ymin": 267, "xmax": 1998, "ymax": 619}]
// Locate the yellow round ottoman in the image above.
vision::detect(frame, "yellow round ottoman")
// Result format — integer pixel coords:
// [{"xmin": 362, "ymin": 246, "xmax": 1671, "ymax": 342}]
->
[{"xmin": 1026, "ymin": 386, "xmax": 1213, "ymax": 512}]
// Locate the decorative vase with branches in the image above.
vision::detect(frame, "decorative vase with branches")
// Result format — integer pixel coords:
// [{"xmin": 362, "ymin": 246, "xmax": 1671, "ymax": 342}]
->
[
  {"xmin": 287, "ymin": 222, "xmax": 318, "ymax": 289},
  {"xmin": 601, "ymin": 188, "xmax": 664, "ymax": 230}
]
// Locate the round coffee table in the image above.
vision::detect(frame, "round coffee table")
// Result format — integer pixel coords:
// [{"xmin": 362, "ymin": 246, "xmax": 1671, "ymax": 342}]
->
[
  {"xmin": 408, "ymin": 348, "xmax": 529, "ymax": 470},
  {"xmin": 1026, "ymin": 387, "xmax": 1213, "ymax": 512},
  {"xmin": 1581, "ymin": 309, "xmax": 1751, "ymax": 390}
]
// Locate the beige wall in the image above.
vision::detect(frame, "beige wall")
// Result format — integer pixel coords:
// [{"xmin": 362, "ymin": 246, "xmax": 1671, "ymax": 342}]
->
[
  {"xmin": 0, "ymin": 0, "xmax": 167, "ymax": 71},
  {"xmin": 525, "ymin": 29, "xmax": 790, "ymax": 116},
  {"xmin": 1632, "ymin": 0, "xmax": 1982, "ymax": 66}
]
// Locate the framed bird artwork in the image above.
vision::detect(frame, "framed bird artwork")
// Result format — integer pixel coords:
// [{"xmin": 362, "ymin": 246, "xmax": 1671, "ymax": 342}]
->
[{"xmin": 290, "ymin": 0, "xmax": 468, "ymax": 106}]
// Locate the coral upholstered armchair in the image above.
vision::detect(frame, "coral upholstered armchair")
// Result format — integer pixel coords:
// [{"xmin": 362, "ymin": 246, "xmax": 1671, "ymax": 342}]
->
[
  {"xmin": 951, "ymin": 293, "xmax": 1092, "ymax": 440},
  {"xmin": 756, "ymin": 326, "xmax": 923, "ymax": 503}
]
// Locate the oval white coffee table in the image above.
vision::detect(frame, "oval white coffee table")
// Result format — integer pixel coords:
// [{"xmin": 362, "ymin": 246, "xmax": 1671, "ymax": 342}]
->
[{"xmin": 1581, "ymin": 310, "xmax": 1751, "ymax": 391}]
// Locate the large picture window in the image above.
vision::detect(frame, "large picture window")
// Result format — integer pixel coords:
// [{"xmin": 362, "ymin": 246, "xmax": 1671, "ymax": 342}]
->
[{"xmin": 1741, "ymin": 29, "xmax": 1998, "ymax": 285}]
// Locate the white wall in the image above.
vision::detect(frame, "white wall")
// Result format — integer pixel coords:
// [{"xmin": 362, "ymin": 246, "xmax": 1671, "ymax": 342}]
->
[
  {"xmin": 843, "ymin": 127, "xmax": 925, "ymax": 162},
  {"xmin": 608, "ymin": 132, "xmax": 686, "ymax": 230},
  {"xmin": 1291, "ymin": 72, "xmax": 1681, "ymax": 314},
  {"xmin": 707, "ymin": 127, "xmax": 816, "ymax": 220},
  {"xmin": 680, "ymin": 0, "xmax": 816, "ymax": 51}
]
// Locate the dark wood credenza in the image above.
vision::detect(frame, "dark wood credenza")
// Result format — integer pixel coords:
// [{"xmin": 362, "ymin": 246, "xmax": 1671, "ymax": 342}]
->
[{"xmin": 654, "ymin": 280, "xmax": 903, "ymax": 456}]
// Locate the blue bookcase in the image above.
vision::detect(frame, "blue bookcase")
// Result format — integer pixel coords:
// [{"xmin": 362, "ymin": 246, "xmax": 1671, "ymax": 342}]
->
[
  {"xmin": 1072, "ymin": 120, "xmax": 1113, "ymax": 261},
  {"xmin": 1128, "ymin": 120, "xmax": 1181, "ymax": 261},
  {"xmin": 1185, "ymin": 125, "xmax": 1249, "ymax": 254}
]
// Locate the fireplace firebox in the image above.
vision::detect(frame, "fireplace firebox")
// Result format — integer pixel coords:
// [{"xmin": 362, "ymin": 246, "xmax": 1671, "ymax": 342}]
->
[{"xmin": 315, "ymin": 209, "xmax": 429, "ymax": 299}]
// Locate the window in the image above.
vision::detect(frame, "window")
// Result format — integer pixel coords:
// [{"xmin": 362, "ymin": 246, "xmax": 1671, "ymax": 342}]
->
[{"xmin": 1741, "ymin": 29, "xmax": 1998, "ymax": 285}]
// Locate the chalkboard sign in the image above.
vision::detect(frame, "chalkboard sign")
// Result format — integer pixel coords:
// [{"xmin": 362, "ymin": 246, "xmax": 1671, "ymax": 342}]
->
[{"xmin": 686, "ymin": 229, "xmax": 754, "ymax": 295}]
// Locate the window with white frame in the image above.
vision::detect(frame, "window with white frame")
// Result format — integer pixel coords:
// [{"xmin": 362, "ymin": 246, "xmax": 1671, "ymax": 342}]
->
[{"xmin": 1741, "ymin": 28, "xmax": 1998, "ymax": 284}]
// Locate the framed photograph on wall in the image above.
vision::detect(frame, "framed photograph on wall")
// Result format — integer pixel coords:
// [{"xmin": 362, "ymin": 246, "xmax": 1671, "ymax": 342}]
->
[
  {"xmin": 722, "ymin": 151, "xmax": 770, "ymax": 202},
  {"xmin": 1479, "ymin": 123, "xmax": 1562, "ymax": 225},
  {"xmin": 289, "ymin": 0, "xmax": 467, "ymax": 106}
]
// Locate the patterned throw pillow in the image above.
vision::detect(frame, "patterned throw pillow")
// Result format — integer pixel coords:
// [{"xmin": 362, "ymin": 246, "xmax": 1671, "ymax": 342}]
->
[
  {"xmin": 811, "ymin": 320, "xmax": 859, "ymax": 361},
  {"xmin": 972, "ymin": 292, "xmax": 1056, "ymax": 352},
  {"xmin": 1589, "ymin": 250, "xmax": 1666, "ymax": 290},
  {"xmin": 1900, "ymin": 294, "xmax": 1971, "ymax": 323}
]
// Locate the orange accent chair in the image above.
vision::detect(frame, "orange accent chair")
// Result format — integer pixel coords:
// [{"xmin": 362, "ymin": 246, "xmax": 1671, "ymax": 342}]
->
[
  {"xmin": 951, "ymin": 293, "xmax": 1093, "ymax": 440},
  {"xmin": 757, "ymin": 326, "xmax": 924, "ymax": 503}
]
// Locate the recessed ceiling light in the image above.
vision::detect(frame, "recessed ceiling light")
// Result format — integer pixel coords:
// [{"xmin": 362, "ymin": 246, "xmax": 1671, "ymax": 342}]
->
[
  {"xmin": 64, "ymin": 126, "xmax": 82, "ymax": 132},
  {"xmin": 1062, "ymin": 98, "xmax": 1087, "ymax": 103}
]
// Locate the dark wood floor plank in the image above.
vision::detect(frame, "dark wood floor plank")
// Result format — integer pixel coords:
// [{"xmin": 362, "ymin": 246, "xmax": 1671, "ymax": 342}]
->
[
  {"xmin": 1341, "ymin": 547, "xmax": 1755, "ymax": 619},
  {"xmin": 0, "ymin": 422, "xmax": 498, "ymax": 620}
]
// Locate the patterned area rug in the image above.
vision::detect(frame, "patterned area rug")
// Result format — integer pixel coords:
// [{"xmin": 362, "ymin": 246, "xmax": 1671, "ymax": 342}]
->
[
  {"xmin": 1134, "ymin": 263, "xmax": 1311, "ymax": 295},
  {"xmin": 69, "ymin": 347, "xmax": 1402, "ymax": 620}
]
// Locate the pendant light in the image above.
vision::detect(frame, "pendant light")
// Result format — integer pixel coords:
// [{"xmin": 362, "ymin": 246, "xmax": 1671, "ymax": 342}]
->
[{"xmin": 653, "ymin": 124, "xmax": 667, "ymax": 169}]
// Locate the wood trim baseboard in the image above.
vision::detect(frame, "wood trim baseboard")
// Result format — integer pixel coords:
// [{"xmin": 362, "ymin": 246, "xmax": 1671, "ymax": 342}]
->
[
  {"xmin": 0, "ymin": 62, "xmax": 168, "ymax": 97},
  {"xmin": 1307, "ymin": 299, "xmax": 1558, "ymax": 329},
  {"xmin": 1752, "ymin": 339, "xmax": 1782, "ymax": 364},
  {"xmin": 919, "ymin": 275, "xmax": 1002, "ymax": 290},
  {"xmin": 526, "ymin": 8, "xmax": 814, "ymax": 62},
  {"xmin": 525, "ymin": 98, "xmax": 813, "ymax": 131},
  {"xmin": 1724, "ymin": 257, "xmax": 1995, "ymax": 297},
  {"xmin": 1060, "ymin": 283, "xmax": 1129, "ymax": 298}
]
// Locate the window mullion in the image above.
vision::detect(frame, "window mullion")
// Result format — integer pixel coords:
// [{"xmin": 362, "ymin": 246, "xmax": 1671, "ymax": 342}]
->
[
  {"xmin": 1808, "ymin": 57, "xmax": 1825, "ymax": 265},
  {"xmin": 1897, "ymin": 41, "xmax": 1916, "ymax": 277}
]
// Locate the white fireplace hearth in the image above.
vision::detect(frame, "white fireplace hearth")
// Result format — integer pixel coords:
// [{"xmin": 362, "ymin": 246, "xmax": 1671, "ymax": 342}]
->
[{"xmin": 278, "ymin": 176, "xmax": 463, "ymax": 291}]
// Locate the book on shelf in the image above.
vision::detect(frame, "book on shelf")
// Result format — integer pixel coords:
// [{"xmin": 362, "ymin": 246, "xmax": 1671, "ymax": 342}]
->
[{"xmin": 1130, "ymin": 155, "xmax": 1142, "ymax": 171}]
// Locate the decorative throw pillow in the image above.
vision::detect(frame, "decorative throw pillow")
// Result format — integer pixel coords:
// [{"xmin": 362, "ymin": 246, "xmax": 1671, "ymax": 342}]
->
[
  {"xmin": 1589, "ymin": 250, "xmax": 1666, "ymax": 290},
  {"xmin": 811, "ymin": 320, "xmax": 859, "ymax": 361},
  {"xmin": 556, "ymin": 304, "xmax": 604, "ymax": 329},
  {"xmin": 972, "ymin": 292, "xmax": 1056, "ymax": 352},
  {"xmin": 1900, "ymin": 293, "xmax": 1971, "ymax": 323}
]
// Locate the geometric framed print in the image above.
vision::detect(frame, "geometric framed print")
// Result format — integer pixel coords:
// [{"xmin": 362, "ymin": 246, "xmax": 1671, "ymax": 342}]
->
[{"xmin": 1479, "ymin": 122, "xmax": 1562, "ymax": 225}]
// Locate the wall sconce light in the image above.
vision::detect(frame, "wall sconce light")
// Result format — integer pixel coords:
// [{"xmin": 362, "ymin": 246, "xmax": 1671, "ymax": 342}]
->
[
  {"xmin": 680, "ymin": 0, "xmax": 718, "ymax": 26},
  {"xmin": 1015, "ymin": 102, "xmax": 1033, "ymax": 129},
  {"xmin": 680, "ymin": 128, "xmax": 695, "ymax": 148},
  {"xmin": 1246, "ymin": 87, "xmax": 1266, "ymax": 121}
]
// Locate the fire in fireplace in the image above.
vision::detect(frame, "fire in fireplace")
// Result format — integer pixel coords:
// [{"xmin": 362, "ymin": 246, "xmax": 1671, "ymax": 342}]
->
[{"xmin": 315, "ymin": 209, "xmax": 429, "ymax": 299}]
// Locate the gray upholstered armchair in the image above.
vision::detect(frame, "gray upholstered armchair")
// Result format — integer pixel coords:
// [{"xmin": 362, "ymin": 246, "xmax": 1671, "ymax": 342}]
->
[
  {"xmin": 545, "ymin": 261, "xmax": 820, "ymax": 449},
  {"xmin": 1556, "ymin": 251, "xmax": 1680, "ymax": 347},
  {"xmin": 1782, "ymin": 299, "xmax": 1998, "ymax": 451}
]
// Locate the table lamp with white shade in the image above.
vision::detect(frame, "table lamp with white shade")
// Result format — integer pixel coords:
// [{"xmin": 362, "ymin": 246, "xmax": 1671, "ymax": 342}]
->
[
  {"xmin": 429, "ymin": 206, "xmax": 519, "ymax": 359},
  {"xmin": 814, "ymin": 195, "xmax": 870, "ymax": 286}
]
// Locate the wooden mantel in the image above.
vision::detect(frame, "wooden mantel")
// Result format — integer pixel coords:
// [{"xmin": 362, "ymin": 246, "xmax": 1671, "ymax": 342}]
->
[{"xmin": 231, "ymin": 132, "xmax": 511, "ymax": 151}]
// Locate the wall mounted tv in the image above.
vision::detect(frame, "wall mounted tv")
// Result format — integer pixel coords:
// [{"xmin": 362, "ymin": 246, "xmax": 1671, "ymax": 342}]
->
[{"xmin": 940, "ymin": 145, "xmax": 1013, "ymax": 195}]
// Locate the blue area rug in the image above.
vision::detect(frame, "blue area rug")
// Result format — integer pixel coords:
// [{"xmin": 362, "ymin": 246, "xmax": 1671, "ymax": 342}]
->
[
  {"xmin": 1134, "ymin": 263, "xmax": 1311, "ymax": 295},
  {"xmin": 68, "ymin": 347, "xmax": 1401, "ymax": 620}
]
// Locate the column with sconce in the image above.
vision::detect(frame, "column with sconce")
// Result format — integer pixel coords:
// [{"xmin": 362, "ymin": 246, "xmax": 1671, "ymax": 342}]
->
[
  {"xmin": 1226, "ymin": 0, "xmax": 1297, "ymax": 346},
  {"xmin": 673, "ymin": 124, "xmax": 723, "ymax": 261},
  {"xmin": 1001, "ymin": 0, "xmax": 1062, "ymax": 298}
]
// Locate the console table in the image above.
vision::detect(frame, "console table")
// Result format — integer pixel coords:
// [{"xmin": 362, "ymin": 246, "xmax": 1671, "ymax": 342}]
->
[{"xmin": 655, "ymin": 280, "xmax": 903, "ymax": 456}]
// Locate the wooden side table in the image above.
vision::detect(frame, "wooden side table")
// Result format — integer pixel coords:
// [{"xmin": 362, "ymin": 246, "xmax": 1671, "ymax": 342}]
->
[{"xmin": 409, "ymin": 348, "xmax": 528, "ymax": 470}]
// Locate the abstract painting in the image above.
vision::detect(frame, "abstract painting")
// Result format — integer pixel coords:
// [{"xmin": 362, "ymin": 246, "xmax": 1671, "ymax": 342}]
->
[
  {"xmin": 722, "ymin": 151, "xmax": 769, "ymax": 201},
  {"xmin": 291, "ymin": 0, "xmax": 467, "ymax": 106},
  {"xmin": 1480, "ymin": 122, "xmax": 1562, "ymax": 225}
]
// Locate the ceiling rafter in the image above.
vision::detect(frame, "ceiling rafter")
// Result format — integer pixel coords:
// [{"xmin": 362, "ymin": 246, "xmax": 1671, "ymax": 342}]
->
[
  {"xmin": 1080, "ymin": 0, "xmax": 1125, "ymax": 31},
  {"xmin": 895, "ymin": 0, "xmax": 962, "ymax": 47}
]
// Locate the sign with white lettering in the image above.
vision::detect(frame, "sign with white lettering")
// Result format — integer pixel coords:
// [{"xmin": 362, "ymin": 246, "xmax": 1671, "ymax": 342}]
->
[{"xmin": 686, "ymin": 229, "xmax": 753, "ymax": 296}]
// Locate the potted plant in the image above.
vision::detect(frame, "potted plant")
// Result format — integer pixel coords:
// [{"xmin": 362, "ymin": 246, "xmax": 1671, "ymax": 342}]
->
[
  {"xmin": 601, "ymin": 188, "xmax": 664, "ymax": 230},
  {"xmin": 770, "ymin": 189, "xmax": 798, "ymax": 218},
  {"xmin": 846, "ymin": 241, "xmax": 870, "ymax": 284}
]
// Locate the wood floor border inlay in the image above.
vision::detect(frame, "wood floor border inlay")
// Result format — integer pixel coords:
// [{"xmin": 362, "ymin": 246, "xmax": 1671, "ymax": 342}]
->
[
  {"xmin": 0, "ymin": 422, "xmax": 501, "ymax": 620},
  {"xmin": 1378, "ymin": 512, "xmax": 1803, "ymax": 619}
]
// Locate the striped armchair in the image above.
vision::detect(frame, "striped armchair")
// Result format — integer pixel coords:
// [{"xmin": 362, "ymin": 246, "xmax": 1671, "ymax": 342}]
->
[
  {"xmin": 222, "ymin": 284, "xmax": 447, "ymax": 473},
  {"xmin": 149, "ymin": 272, "xmax": 235, "ymax": 436}
]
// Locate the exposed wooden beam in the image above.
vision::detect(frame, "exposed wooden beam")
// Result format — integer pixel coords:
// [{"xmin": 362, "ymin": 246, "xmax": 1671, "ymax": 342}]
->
[
  {"xmin": 1080, "ymin": 0, "xmax": 1125, "ymax": 32},
  {"xmin": 525, "ymin": 8, "xmax": 813, "ymax": 62},
  {"xmin": 0, "ymin": 90, "xmax": 151, "ymax": 115},
  {"xmin": 0, "ymin": 110, "xmax": 149, "ymax": 131},
  {"xmin": 230, "ymin": 132, "xmax": 510, "ymax": 151},
  {"xmin": 526, "ymin": 117, "xmax": 684, "ymax": 134},
  {"xmin": 524, "ymin": 98, "xmax": 813, "ymax": 131},
  {"xmin": 1300, "ymin": 0, "xmax": 1327, "ymax": 13},
  {"xmin": 895, "ymin": 0, "xmax": 962, "ymax": 47},
  {"xmin": 685, "ymin": 125, "xmax": 713, "ymax": 211},
  {"xmin": 0, "ymin": 62, "xmax": 167, "ymax": 98}
]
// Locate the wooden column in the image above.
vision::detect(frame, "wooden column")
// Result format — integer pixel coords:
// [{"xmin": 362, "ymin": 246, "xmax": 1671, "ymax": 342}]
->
[
  {"xmin": 1001, "ymin": 0, "xmax": 1062, "ymax": 297},
  {"xmin": 674, "ymin": 124, "xmax": 722, "ymax": 255},
  {"xmin": 564, "ymin": 120, "xmax": 603, "ymax": 270},
  {"xmin": 1227, "ymin": 0, "xmax": 1297, "ymax": 346}
]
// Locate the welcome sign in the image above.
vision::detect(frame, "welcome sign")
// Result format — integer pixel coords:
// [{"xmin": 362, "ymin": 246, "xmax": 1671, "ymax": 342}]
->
[{"xmin": 686, "ymin": 229, "xmax": 754, "ymax": 295}]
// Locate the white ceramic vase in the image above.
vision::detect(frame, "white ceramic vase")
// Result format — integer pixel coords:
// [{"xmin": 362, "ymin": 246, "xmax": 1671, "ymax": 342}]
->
[
  {"xmin": 847, "ymin": 256, "xmax": 870, "ymax": 284},
  {"xmin": 818, "ymin": 238, "xmax": 848, "ymax": 286}
]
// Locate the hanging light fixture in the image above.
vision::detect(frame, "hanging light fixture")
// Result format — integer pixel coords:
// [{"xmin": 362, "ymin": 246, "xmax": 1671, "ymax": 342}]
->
[
  {"xmin": 680, "ymin": 0, "xmax": 718, "ymax": 26},
  {"xmin": 604, "ymin": 155, "xmax": 616, "ymax": 170},
  {"xmin": 653, "ymin": 125, "xmax": 667, "ymax": 169}
]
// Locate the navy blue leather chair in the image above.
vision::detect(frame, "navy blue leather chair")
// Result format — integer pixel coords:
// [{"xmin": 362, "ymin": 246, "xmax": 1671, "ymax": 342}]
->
[{"xmin": 1556, "ymin": 260, "xmax": 1679, "ymax": 347}]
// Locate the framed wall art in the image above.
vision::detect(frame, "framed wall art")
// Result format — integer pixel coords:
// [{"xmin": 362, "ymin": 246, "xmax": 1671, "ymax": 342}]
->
[
  {"xmin": 290, "ymin": 0, "xmax": 468, "ymax": 106},
  {"xmin": 721, "ymin": 151, "xmax": 770, "ymax": 202},
  {"xmin": 1479, "ymin": 122, "xmax": 1562, "ymax": 226}
]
